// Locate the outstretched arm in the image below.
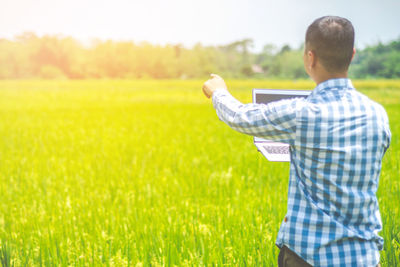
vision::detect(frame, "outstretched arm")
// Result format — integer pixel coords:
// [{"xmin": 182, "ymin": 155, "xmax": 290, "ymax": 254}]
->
[{"xmin": 202, "ymin": 74, "xmax": 300, "ymax": 144}]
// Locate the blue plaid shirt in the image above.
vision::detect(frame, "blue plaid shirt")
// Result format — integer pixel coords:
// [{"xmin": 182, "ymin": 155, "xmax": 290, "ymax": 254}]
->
[{"xmin": 212, "ymin": 78, "xmax": 391, "ymax": 266}]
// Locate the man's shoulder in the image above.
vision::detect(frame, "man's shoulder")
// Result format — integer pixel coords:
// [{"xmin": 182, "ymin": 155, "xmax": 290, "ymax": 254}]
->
[{"xmin": 350, "ymin": 89, "xmax": 389, "ymax": 117}]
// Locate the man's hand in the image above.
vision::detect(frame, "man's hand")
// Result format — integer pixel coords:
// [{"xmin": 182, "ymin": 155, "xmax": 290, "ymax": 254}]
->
[{"xmin": 202, "ymin": 74, "xmax": 227, "ymax": 98}]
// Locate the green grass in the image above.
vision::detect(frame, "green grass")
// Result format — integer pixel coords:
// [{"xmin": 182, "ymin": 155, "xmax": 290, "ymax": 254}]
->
[{"xmin": 0, "ymin": 80, "xmax": 399, "ymax": 266}]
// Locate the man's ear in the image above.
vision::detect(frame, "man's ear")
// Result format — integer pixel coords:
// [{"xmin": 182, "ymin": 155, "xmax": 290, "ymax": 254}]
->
[
  {"xmin": 351, "ymin": 48, "xmax": 356, "ymax": 61},
  {"xmin": 308, "ymin": 50, "xmax": 316, "ymax": 69}
]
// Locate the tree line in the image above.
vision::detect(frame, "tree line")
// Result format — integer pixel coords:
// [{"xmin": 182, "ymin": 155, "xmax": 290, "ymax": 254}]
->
[{"xmin": 0, "ymin": 32, "xmax": 399, "ymax": 79}]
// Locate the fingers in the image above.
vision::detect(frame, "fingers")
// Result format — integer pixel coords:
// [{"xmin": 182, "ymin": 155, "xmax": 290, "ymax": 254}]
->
[
  {"xmin": 203, "ymin": 74, "xmax": 224, "ymax": 99},
  {"xmin": 202, "ymin": 81, "xmax": 211, "ymax": 98},
  {"xmin": 202, "ymin": 87, "xmax": 210, "ymax": 98},
  {"xmin": 202, "ymin": 80, "xmax": 209, "ymax": 90}
]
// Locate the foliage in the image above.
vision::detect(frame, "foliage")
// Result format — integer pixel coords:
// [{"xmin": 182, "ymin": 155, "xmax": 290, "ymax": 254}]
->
[
  {"xmin": 0, "ymin": 80, "xmax": 398, "ymax": 266},
  {"xmin": 1, "ymin": 33, "xmax": 399, "ymax": 79},
  {"xmin": 350, "ymin": 39, "xmax": 400, "ymax": 78}
]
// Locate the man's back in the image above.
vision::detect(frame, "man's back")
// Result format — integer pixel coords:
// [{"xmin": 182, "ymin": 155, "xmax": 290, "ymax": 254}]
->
[
  {"xmin": 276, "ymin": 78, "xmax": 391, "ymax": 266},
  {"xmin": 203, "ymin": 15, "xmax": 392, "ymax": 267}
]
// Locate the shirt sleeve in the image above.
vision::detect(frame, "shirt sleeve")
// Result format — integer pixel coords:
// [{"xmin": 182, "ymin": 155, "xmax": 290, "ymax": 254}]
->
[{"xmin": 212, "ymin": 89, "xmax": 301, "ymax": 145}]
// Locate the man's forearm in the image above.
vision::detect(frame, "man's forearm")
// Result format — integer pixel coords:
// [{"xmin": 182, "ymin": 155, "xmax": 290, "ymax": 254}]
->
[
  {"xmin": 212, "ymin": 89, "xmax": 243, "ymax": 124},
  {"xmin": 211, "ymin": 88, "xmax": 298, "ymax": 144},
  {"xmin": 212, "ymin": 89, "xmax": 270, "ymax": 137},
  {"xmin": 203, "ymin": 75, "xmax": 297, "ymax": 143}
]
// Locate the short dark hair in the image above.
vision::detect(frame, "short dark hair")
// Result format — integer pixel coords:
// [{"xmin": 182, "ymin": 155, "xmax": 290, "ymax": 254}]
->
[{"xmin": 305, "ymin": 16, "xmax": 355, "ymax": 73}]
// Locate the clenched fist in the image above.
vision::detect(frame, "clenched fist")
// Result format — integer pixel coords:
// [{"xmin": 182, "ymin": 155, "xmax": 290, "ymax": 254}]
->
[{"xmin": 202, "ymin": 74, "xmax": 227, "ymax": 98}]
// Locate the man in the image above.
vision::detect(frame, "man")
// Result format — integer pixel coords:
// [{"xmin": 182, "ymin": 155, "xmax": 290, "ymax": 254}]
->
[{"xmin": 202, "ymin": 16, "xmax": 391, "ymax": 266}]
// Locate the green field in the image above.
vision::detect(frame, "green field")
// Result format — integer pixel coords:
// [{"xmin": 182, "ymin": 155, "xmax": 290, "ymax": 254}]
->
[{"xmin": 0, "ymin": 80, "xmax": 399, "ymax": 266}]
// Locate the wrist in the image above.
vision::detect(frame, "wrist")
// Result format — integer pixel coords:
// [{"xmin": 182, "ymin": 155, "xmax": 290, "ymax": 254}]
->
[
  {"xmin": 211, "ymin": 88, "xmax": 227, "ymax": 100},
  {"xmin": 213, "ymin": 88, "xmax": 227, "ymax": 94}
]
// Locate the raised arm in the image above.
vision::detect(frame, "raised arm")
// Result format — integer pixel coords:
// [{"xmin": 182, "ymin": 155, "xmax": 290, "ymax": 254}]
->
[{"xmin": 202, "ymin": 74, "xmax": 300, "ymax": 145}]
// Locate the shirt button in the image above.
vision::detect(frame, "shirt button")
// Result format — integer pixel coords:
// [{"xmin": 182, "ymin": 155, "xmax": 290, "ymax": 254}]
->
[{"xmin": 284, "ymin": 216, "xmax": 288, "ymax": 222}]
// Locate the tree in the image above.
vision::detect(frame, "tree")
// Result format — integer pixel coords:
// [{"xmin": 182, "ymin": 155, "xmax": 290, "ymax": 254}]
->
[{"xmin": 0, "ymin": 34, "xmax": 399, "ymax": 79}]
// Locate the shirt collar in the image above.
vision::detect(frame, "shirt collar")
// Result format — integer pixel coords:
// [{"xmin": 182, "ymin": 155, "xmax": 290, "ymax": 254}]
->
[{"xmin": 312, "ymin": 78, "xmax": 354, "ymax": 94}]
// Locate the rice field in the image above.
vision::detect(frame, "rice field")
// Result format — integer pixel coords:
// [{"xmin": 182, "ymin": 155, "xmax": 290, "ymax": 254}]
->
[{"xmin": 0, "ymin": 80, "xmax": 399, "ymax": 266}]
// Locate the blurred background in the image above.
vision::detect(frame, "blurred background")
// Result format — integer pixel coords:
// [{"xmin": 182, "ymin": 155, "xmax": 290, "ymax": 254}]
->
[
  {"xmin": 1, "ymin": 1, "xmax": 400, "ymax": 266},
  {"xmin": 1, "ymin": 0, "xmax": 399, "ymax": 80}
]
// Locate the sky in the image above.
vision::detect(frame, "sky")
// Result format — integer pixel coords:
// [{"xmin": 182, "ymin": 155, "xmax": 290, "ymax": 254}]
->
[{"xmin": 1, "ymin": 0, "xmax": 400, "ymax": 51}]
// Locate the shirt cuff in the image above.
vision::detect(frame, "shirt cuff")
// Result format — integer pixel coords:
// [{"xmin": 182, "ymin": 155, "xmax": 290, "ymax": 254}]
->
[{"xmin": 212, "ymin": 88, "xmax": 229, "ymax": 108}]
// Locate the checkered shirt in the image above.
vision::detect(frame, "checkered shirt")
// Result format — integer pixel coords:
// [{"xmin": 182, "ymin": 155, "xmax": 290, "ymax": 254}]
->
[{"xmin": 212, "ymin": 78, "xmax": 391, "ymax": 266}]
